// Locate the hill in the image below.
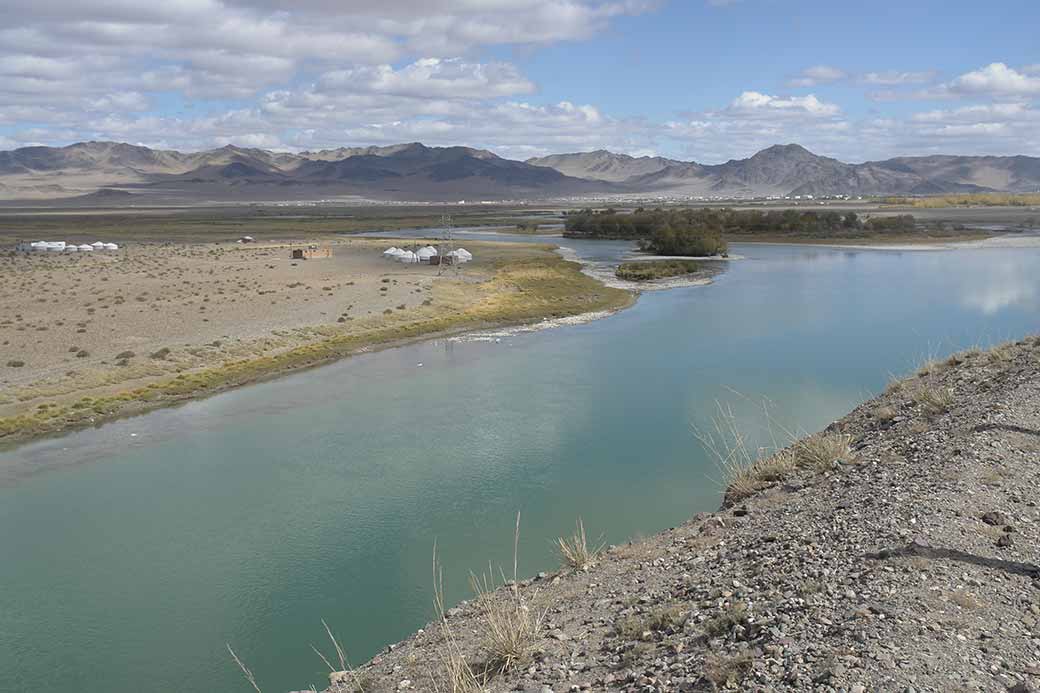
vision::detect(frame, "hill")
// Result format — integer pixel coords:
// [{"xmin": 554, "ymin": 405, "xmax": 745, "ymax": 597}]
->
[
  {"xmin": 2, "ymin": 140, "xmax": 1039, "ymax": 203},
  {"xmin": 0, "ymin": 141, "xmax": 607, "ymax": 202},
  {"xmin": 533, "ymin": 144, "xmax": 1040, "ymax": 197}
]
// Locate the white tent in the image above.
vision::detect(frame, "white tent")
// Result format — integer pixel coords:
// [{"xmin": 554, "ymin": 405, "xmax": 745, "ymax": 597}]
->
[
  {"xmin": 103, "ymin": 243, "xmax": 119, "ymax": 251},
  {"xmin": 456, "ymin": 248, "xmax": 472, "ymax": 261},
  {"xmin": 397, "ymin": 250, "xmax": 419, "ymax": 263},
  {"xmin": 46, "ymin": 241, "xmax": 66, "ymax": 252},
  {"xmin": 78, "ymin": 244, "xmax": 94, "ymax": 252},
  {"xmin": 91, "ymin": 241, "xmax": 105, "ymax": 249},
  {"xmin": 64, "ymin": 244, "xmax": 79, "ymax": 252},
  {"xmin": 416, "ymin": 246, "xmax": 437, "ymax": 262},
  {"xmin": 383, "ymin": 246, "xmax": 401, "ymax": 258}
]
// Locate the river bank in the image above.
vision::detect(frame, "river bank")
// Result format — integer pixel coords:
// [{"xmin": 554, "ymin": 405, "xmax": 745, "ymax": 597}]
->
[
  {"xmin": 317, "ymin": 336, "xmax": 1040, "ymax": 692},
  {"xmin": 0, "ymin": 238, "xmax": 632, "ymax": 446}
]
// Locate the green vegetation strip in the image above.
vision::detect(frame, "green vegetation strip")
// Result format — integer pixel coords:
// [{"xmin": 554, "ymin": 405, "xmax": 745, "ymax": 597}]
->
[
  {"xmin": 0, "ymin": 253, "xmax": 632, "ymax": 443},
  {"xmin": 615, "ymin": 260, "xmax": 702, "ymax": 281}
]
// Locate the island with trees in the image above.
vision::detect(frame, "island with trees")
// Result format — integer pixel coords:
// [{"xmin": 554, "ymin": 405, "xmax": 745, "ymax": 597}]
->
[
  {"xmin": 564, "ymin": 208, "xmax": 729, "ymax": 256},
  {"xmin": 564, "ymin": 207, "xmax": 923, "ymax": 251},
  {"xmin": 615, "ymin": 259, "xmax": 703, "ymax": 281}
]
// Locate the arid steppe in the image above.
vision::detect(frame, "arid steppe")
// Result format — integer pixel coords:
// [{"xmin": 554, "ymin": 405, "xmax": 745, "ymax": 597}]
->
[{"xmin": 0, "ymin": 236, "xmax": 631, "ymax": 443}]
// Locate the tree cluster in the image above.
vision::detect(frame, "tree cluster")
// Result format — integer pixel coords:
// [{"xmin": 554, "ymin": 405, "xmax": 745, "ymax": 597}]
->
[
  {"xmin": 563, "ymin": 208, "xmax": 918, "ymax": 251},
  {"xmin": 564, "ymin": 208, "xmax": 728, "ymax": 256}
]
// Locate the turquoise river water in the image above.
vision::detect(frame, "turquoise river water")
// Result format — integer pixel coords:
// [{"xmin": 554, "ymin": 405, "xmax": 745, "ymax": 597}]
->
[{"xmin": 1, "ymin": 237, "xmax": 1038, "ymax": 693}]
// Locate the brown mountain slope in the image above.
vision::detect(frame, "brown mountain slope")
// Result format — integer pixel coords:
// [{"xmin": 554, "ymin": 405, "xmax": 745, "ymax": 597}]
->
[{"xmin": 2, "ymin": 140, "xmax": 1039, "ymax": 202}]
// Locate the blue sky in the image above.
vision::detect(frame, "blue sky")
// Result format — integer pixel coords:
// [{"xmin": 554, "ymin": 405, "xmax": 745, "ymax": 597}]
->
[{"xmin": 1, "ymin": 0, "xmax": 1038, "ymax": 162}]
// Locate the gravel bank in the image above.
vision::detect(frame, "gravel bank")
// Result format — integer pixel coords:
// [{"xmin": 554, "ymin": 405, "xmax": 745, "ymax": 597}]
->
[{"xmin": 318, "ymin": 336, "xmax": 1040, "ymax": 693}]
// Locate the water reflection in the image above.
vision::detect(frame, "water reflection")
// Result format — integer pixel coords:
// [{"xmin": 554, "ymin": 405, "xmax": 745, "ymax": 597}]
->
[{"xmin": 960, "ymin": 257, "xmax": 1039, "ymax": 315}]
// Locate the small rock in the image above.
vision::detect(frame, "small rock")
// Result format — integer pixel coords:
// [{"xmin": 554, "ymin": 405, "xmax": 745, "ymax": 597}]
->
[{"xmin": 982, "ymin": 511, "xmax": 1010, "ymax": 526}]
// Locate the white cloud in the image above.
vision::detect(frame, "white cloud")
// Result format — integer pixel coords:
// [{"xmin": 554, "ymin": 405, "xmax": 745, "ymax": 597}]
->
[
  {"xmin": 727, "ymin": 91, "xmax": 841, "ymax": 117},
  {"xmin": 787, "ymin": 65, "xmax": 847, "ymax": 88},
  {"xmin": 861, "ymin": 70, "xmax": 936, "ymax": 86},
  {"xmin": 317, "ymin": 58, "xmax": 535, "ymax": 100},
  {"xmin": 912, "ymin": 102, "xmax": 1037, "ymax": 124},
  {"xmin": 944, "ymin": 62, "xmax": 1040, "ymax": 98},
  {"xmin": 0, "ymin": 0, "xmax": 647, "ymax": 113},
  {"xmin": 84, "ymin": 91, "xmax": 149, "ymax": 112}
]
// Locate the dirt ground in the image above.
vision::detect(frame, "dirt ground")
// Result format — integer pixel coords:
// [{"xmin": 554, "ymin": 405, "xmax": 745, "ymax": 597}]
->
[{"xmin": 0, "ymin": 238, "xmax": 486, "ymax": 418}]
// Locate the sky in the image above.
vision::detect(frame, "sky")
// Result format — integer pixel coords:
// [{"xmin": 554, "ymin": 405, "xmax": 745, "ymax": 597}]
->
[{"xmin": 1, "ymin": 0, "xmax": 1038, "ymax": 163}]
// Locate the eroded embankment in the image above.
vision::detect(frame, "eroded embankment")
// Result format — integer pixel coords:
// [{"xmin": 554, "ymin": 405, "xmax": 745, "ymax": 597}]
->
[{"xmin": 319, "ymin": 337, "xmax": 1040, "ymax": 693}]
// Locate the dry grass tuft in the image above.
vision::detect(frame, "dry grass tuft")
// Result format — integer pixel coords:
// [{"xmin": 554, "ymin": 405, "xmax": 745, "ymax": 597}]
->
[
  {"xmin": 470, "ymin": 514, "xmax": 545, "ymax": 674},
  {"xmin": 556, "ymin": 518, "xmax": 603, "ymax": 571},
  {"xmin": 695, "ymin": 403, "xmax": 795, "ymax": 503},
  {"xmin": 913, "ymin": 384, "xmax": 954, "ymax": 415},
  {"xmin": 949, "ymin": 589, "xmax": 981, "ymax": 610},
  {"xmin": 792, "ymin": 433, "xmax": 852, "ymax": 470},
  {"xmin": 702, "ymin": 602, "xmax": 748, "ymax": 638},
  {"xmin": 702, "ymin": 650, "xmax": 755, "ymax": 688},
  {"xmin": 432, "ymin": 548, "xmax": 484, "ymax": 693},
  {"xmin": 431, "ymin": 513, "xmax": 544, "ymax": 691},
  {"xmin": 615, "ymin": 604, "xmax": 686, "ymax": 641},
  {"xmin": 986, "ymin": 342, "xmax": 1016, "ymax": 364},
  {"xmin": 874, "ymin": 405, "xmax": 897, "ymax": 423}
]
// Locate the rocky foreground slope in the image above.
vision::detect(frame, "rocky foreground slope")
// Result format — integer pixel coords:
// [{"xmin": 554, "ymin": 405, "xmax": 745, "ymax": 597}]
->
[{"xmin": 321, "ymin": 337, "xmax": 1040, "ymax": 692}]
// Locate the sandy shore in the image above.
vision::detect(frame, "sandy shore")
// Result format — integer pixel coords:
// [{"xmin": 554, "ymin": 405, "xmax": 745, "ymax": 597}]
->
[{"xmin": 0, "ymin": 238, "xmax": 631, "ymax": 444}]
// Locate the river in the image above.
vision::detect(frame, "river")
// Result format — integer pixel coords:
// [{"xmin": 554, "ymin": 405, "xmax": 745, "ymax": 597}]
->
[{"xmin": 1, "ymin": 236, "xmax": 1037, "ymax": 693}]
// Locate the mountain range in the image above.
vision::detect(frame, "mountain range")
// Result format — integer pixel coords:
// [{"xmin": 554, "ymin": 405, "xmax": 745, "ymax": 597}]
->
[{"xmin": 1, "ymin": 140, "xmax": 1038, "ymax": 204}]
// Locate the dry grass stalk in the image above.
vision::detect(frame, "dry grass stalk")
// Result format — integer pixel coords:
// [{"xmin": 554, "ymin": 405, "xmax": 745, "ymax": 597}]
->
[
  {"xmin": 312, "ymin": 619, "xmax": 365, "ymax": 690},
  {"xmin": 556, "ymin": 518, "xmax": 603, "ymax": 571},
  {"xmin": 432, "ymin": 546, "xmax": 484, "ymax": 693},
  {"xmin": 695, "ymin": 402, "xmax": 788, "ymax": 502},
  {"xmin": 227, "ymin": 643, "xmax": 262, "ymax": 693},
  {"xmin": 469, "ymin": 512, "xmax": 545, "ymax": 674}
]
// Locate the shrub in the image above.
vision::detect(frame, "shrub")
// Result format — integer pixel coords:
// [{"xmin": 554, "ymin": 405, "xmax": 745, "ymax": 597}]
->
[{"xmin": 6, "ymin": 360, "xmax": 25, "ymax": 367}]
